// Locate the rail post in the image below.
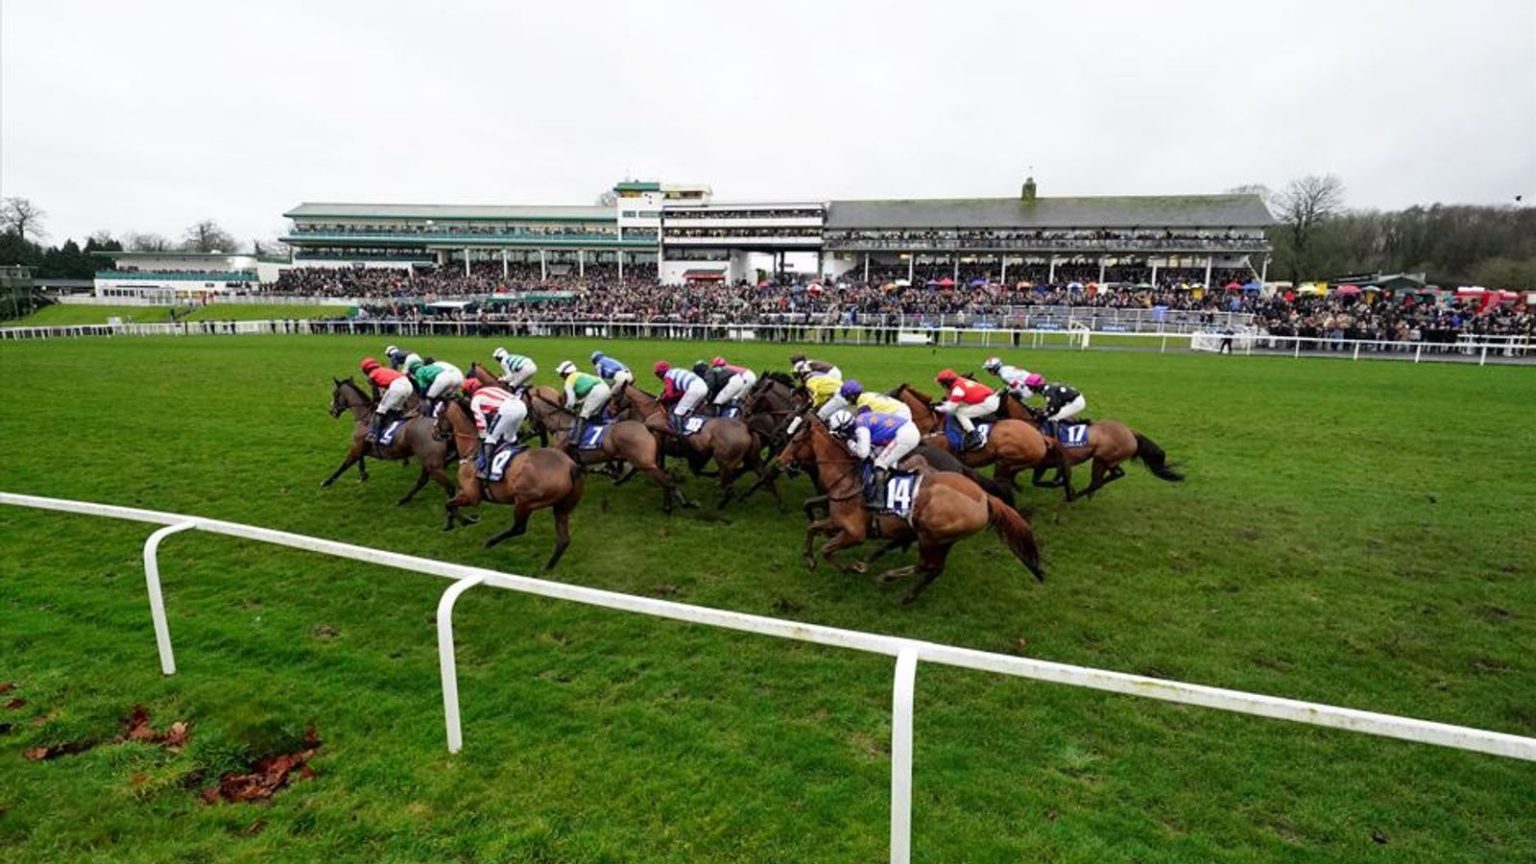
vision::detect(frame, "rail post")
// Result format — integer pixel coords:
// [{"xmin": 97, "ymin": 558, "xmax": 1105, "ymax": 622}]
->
[
  {"xmin": 437, "ymin": 575, "xmax": 488, "ymax": 753},
  {"xmin": 890, "ymin": 645, "xmax": 919, "ymax": 864},
  {"xmin": 142, "ymin": 521, "xmax": 197, "ymax": 675}
]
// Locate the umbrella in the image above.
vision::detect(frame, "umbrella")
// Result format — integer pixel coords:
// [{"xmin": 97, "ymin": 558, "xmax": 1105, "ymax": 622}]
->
[
  {"xmin": 1067, "ymin": 281, "xmax": 1084, "ymax": 291},
  {"xmin": 967, "ymin": 277, "xmax": 988, "ymax": 287},
  {"xmin": 1361, "ymin": 284, "xmax": 1381, "ymax": 292},
  {"xmin": 1336, "ymin": 285, "xmax": 1362, "ymax": 295},
  {"xmin": 1243, "ymin": 280, "xmax": 1263, "ymax": 292},
  {"xmin": 1135, "ymin": 282, "xmax": 1154, "ymax": 289},
  {"xmin": 1224, "ymin": 281, "xmax": 1243, "ymax": 292},
  {"xmin": 938, "ymin": 276, "xmax": 956, "ymax": 287},
  {"xmin": 924, "ymin": 279, "xmax": 940, "ymax": 288}
]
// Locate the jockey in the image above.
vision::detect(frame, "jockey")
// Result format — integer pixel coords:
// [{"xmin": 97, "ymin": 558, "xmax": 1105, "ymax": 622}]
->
[
  {"xmin": 654, "ymin": 361, "xmax": 709, "ymax": 432},
  {"xmin": 555, "ymin": 360, "xmax": 610, "ymax": 447},
  {"xmin": 837, "ymin": 379, "xmax": 913, "ymax": 421},
  {"xmin": 591, "ymin": 350, "xmax": 633, "ymax": 389},
  {"xmin": 490, "ymin": 346, "xmax": 537, "ymax": 392},
  {"xmin": 384, "ymin": 344, "xmax": 422, "ymax": 372},
  {"xmin": 709, "ymin": 356, "xmax": 757, "ymax": 408},
  {"xmin": 406, "ymin": 357, "xmax": 465, "ymax": 417},
  {"xmin": 692, "ymin": 360, "xmax": 731, "ymax": 404},
  {"xmin": 827, "ymin": 408, "xmax": 921, "ymax": 508},
  {"xmin": 982, "ymin": 356, "xmax": 1034, "ymax": 398},
  {"xmin": 783, "ymin": 371, "xmax": 845, "ymax": 437},
  {"xmin": 933, "ymin": 368, "xmax": 999, "ymax": 450},
  {"xmin": 462, "ymin": 378, "xmax": 524, "ymax": 475},
  {"xmin": 788, "ymin": 352, "xmax": 842, "ymax": 381},
  {"xmin": 360, "ymin": 357, "xmax": 413, "ymax": 442},
  {"xmin": 1022, "ymin": 373, "xmax": 1086, "ymax": 438}
]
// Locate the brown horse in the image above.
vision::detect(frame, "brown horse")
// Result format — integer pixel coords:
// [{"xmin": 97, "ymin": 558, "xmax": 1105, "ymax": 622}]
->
[
  {"xmin": 610, "ymin": 381, "xmax": 779, "ymax": 510},
  {"xmin": 891, "ymin": 383, "xmax": 1059, "ymax": 489},
  {"xmin": 324, "ymin": 378, "xmax": 457, "ymax": 506},
  {"xmin": 775, "ymin": 417, "xmax": 1043, "ymax": 605},
  {"xmin": 990, "ymin": 390, "xmax": 1185, "ymax": 499},
  {"xmin": 535, "ymin": 394, "xmax": 695, "ymax": 513},
  {"xmin": 436, "ymin": 398, "xmax": 584, "ymax": 569},
  {"xmin": 467, "ymin": 361, "xmax": 562, "ymax": 445}
]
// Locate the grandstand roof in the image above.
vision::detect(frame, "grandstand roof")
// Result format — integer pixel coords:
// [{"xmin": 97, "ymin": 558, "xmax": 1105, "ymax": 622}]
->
[
  {"xmin": 825, "ymin": 194, "xmax": 1274, "ymax": 229},
  {"xmin": 284, "ymin": 203, "xmax": 614, "ymax": 222}
]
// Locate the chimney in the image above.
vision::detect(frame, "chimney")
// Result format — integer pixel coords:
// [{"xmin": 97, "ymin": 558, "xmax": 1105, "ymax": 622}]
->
[{"xmin": 1021, "ymin": 176, "xmax": 1037, "ymax": 201}]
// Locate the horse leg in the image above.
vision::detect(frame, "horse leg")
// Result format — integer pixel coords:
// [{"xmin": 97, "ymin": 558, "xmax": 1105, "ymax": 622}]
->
[
  {"xmin": 321, "ymin": 444, "xmax": 365, "ymax": 487},
  {"xmin": 486, "ymin": 502, "xmax": 532, "ymax": 548},
  {"xmin": 820, "ymin": 529, "xmax": 867, "ymax": 573},
  {"xmin": 544, "ymin": 508, "xmax": 573, "ymax": 571},
  {"xmin": 862, "ymin": 536, "xmax": 915, "ymax": 574},
  {"xmin": 715, "ymin": 465, "xmax": 738, "ymax": 510},
  {"xmin": 356, "ymin": 455, "xmax": 369, "ymax": 482},
  {"xmin": 802, "ymin": 518, "xmax": 835, "ymax": 570},
  {"xmin": 397, "ymin": 466, "xmax": 431, "ymax": 506},
  {"xmin": 612, "ymin": 463, "xmax": 638, "ymax": 485},
  {"xmin": 901, "ymin": 543, "xmax": 953, "ymax": 605},
  {"xmin": 802, "ymin": 495, "xmax": 829, "ymax": 522}
]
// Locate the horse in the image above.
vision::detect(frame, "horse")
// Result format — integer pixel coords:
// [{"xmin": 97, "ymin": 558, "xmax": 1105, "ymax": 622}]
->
[
  {"xmin": 990, "ymin": 390, "xmax": 1184, "ymax": 498},
  {"xmin": 534, "ymin": 393, "xmax": 695, "ymax": 513},
  {"xmin": 467, "ymin": 361, "xmax": 562, "ymax": 445},
  {"xmin": 775, "ymin": 417, "xmax": 1043, "ymax": 605},
  {"xmin": 741, "ymin": 371, "xmax": 808, "ymax": 451},
  {"xmin": 609, "ymin": 381, "xmax": 779, "ymax": 510},
  {"xmin": 890, "ymin": 383, "xmax": 1059, "ymax": 489},
  {"xmin": 324, "ymin": 377, "xmax": 457, "ymax": 506},
  {"xmin": 435, "ymin": 398, "xmax": 584, "ymax": 569}
]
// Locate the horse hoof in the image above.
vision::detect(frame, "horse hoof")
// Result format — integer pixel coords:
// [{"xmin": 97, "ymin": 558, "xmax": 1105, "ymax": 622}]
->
[
  {"xmin": 803, "ymin": 556, "xmax": 817, "ymax": 571},
  {"xmin": 462, "ymin": 514, "xmax": 480, "ymax": 525},
  {"xmin": 848, "ymin": 562, "xmax": 868, "ymax": 575},
  {"xmin": 899, "ymin": 593, "xmax": 917, "ymax": 606}
]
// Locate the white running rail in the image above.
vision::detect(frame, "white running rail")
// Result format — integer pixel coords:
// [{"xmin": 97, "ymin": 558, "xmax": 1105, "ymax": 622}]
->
[{"xmin": 4, "ymin": 490, "xmax": 1534, "ymax": 864}]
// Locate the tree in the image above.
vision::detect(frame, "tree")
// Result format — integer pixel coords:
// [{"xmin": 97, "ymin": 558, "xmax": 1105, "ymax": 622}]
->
[
  {"xmin": 126, "ymin": 232, "xmax": 173, "ymax": 252},
  {"xmin": 1226, "ymin": 184, "xmax": 1274, "ymax": 208},
  {"xmin": 1272, "ymin": 175, "xmax": 1346, "ymax": 282},
  {"xmin": 182, "ymin": 219, "xmax": 237, "ymax": 253},
  {"xmin": 0, "ymin": 197, "xmax": 48, "ymax": 241},
  {"xmin": 595, "ymin": 189, "xmax": 619, "ymax": 207}
]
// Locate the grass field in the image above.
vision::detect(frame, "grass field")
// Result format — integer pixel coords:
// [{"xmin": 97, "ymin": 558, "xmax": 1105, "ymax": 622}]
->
[
  {"xmin": 2, "ymin": 335, "xmax": 1533, "ymax": 863},
  {"xmin": 6, "ymin": 303, "xmax": 348, "ymax": 326}
]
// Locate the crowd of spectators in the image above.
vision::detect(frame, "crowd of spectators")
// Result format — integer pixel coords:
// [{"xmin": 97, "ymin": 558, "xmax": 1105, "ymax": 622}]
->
[
  {"xmin": 825, "ymin": 228, "xmax": 1267, "ymax": 251},
  {"xmin": 257, "ymin": 265, "xmax": 1532, "ymax": 343}
]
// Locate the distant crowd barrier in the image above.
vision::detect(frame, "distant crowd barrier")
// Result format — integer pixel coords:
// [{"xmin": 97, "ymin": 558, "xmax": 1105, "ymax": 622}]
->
[
  {"xmin": 3, "ymin": 490, "xmax": 1534, "ymax": 864},
  {"xmin": 2, "ymin": 317, "xmax": 1530, "ymax": 365}
]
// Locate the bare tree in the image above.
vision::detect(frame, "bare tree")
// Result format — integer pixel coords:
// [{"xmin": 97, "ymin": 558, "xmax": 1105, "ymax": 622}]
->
[
  {"xmin": 1272, "ymin": 175, "xmax": 1345, "ymax": 281},
  {"xmin": 0, "ymin": 197, "xmax": 48, "ymax": 241},
  {"xmin": 1226, "ymin": 184, "xmax": 1274, "ymax": 208},
  {"xmin": 182, "ymin": 219, "xmax": 238, "ymax": 253},
  {"xmin": 595, "ymin": 189, "xmax": 619, "ymax": 207},
  {"xmin": 126, "ymin": 232, "xmax": 174, "ymax": 252}
]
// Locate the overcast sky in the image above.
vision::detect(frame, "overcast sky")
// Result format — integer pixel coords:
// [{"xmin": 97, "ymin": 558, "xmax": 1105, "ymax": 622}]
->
[{"xmin": 3, "ymin": 0, "xmax": 1532, "ymax": 246}]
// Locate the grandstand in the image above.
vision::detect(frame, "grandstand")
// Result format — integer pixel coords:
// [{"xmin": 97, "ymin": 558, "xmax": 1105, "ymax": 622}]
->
[
  {"xmin": 276, "ymin": 177, "xmax": 1273, "ymax": 288},
  {"xmin": 92, "ymin": 251, "xmax": 289, "ymax": 301}
]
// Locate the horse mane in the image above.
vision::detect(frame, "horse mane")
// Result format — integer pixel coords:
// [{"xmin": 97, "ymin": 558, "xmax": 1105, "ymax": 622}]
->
[
  {"xmin": 891, "ymin": 382, "xmax": 936, "ymax": 403},
  {"xmin": 339, "ymin": 377, "xmax": 369, "ymax": 399},
  {"xmin": 763, "ymin": 370, "xmax": 796, "ymax": 387}
]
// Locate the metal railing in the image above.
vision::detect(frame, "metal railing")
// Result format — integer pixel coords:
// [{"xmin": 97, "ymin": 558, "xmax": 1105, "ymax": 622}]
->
[{"xmin": 3, "ymin": 491, "xmax": 1534, "ymax": 864}]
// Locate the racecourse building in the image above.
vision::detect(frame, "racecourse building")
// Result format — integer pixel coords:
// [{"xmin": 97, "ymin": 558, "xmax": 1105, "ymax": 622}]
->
[{"xmin": 280, "ymin": 177, "xmax": 1272, "ymax": 286}]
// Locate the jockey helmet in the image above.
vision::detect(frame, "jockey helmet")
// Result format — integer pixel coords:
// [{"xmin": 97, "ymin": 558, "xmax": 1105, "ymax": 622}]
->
[
  {"xmin": 384, "ymin": 344, "xmax": 400, "ymax": 357},
  {"xmin": 838, "ymin": 379, "xmax": 863, "ymax": 400},
  {"xmin": 788, "ymin": 352, "xmax": 806, "ymax": 364},
  {"xmin": 406, "ymin": 357, "xmax": 423, "ymax": 373},
  {"xmin": 826, "ymin": 409, "xmax": 855, "ymax": 434},
  {"xmin": 936, "ymin": 368, "xmax": 959, "ymax": 385},
  {"xmin": 360, "ymin": 357, "xmax": 380, "ymax": 372},
  {"xmin": 590, "ymin": 350, "xmax": 604, "ymax": 363},
  {"xmin": 1024, "ymin": 373, "xmax": 1045, "ymax": 390},
  {"xmin": 652, "ymin": 360, "xmax": 671, "ymax": 377},
  {"xmin": 710, "ymin": 356, "xmax": 728, "ymax": 367},
  {"xmin": 462, "ymin": 378, "xmax": 482, "ymax": 395},
  {"xmin": 792, "ymin": 360, "xmax": 811, "ymax": 375},
  {"xmin": 692, "ymin": 360, "xmax": 709, "ymax": 376},
  {"xmin": 556, "ymin": 360, "xmax": 576, "ymax": 376},
  {"xmin": 983, "ymin": 356, "xmax": 1003, "ymax": 373},
  {"xmin": 491, "ymin": 347, "xmax": 508, "ymax": 362}
]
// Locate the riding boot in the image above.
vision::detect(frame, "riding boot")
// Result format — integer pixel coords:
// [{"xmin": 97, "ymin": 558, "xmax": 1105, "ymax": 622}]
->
[
  {"xmin": 963, "ymin": 429, "xmax": 982, "ymax": 451},
  {"xmin": 366, "ymin": 414, "xmax": 385, "ymax": 443},
  {"xmin": 867, "ymin": 466, "xmax": 889, "ymax": 508},
  {"xmin": 478, "ymin": 441, "xmax": 495, "ymax": 478}
]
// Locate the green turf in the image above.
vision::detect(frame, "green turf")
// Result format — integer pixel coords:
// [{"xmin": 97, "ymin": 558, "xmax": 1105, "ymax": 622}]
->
[
  {"xmin": 6, "ymin": 304, "xmax": 348, "ymax": 326},
  {"xmin": 1, "ymin": 336, "xmax": 1533, "ymax": 863}
]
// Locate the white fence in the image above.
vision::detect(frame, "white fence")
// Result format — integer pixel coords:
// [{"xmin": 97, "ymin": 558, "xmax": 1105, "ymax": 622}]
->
[
  {"xmin": 2, "ymin": 316, "xmax": 1531, "ymax": 365},
  {"xmin": 3, "ymin": 491, "xmax": 1533, "ymax": 863},
  {"xmin": 52, "ymin": 293, "xmax": 364, "ymax": 307}
]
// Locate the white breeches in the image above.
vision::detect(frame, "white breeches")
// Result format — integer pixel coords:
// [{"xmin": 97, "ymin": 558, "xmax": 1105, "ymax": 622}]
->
[
  {"xmin": 377, "ymin": 378, "xmax": 413, "ymax": 414},
  {"xmin": 1048, "ymin": 395, "xmax": 1086, "ymax": 422},
  {"xmin": 578, "ymin": 383, "xmax": 611, "ymax": 419},
  {"xmin": 674, "ymin": 380, "xmax": 708, "ymax": 415},
  {"xmin": 486, "ymin": 398, "xmax": 527, "ymax": 444},
  {"xmin": 873, "ymin": 424, "xmax": 922, "ymax": 470},
  {"xmin": 714, "ymin": 372, "xmax": 756, "ymax": 405},
  {"xmin": 608, "ymin": 369, "xmax": 634, "ymax": 389},
  {"xmin": 816, "ymin": 394, "xmax": 849, "ymax": 421},
  {"xmin": 426, "ymin": 369, "xmax": 464, "ymax": 400},
  {"xmin": 943, "ymin": 395, "xmax": 1000, "ymax": 431},
  {"xmin": 501, "ymin": 366, "xmax": 536, "ymax": 390}
]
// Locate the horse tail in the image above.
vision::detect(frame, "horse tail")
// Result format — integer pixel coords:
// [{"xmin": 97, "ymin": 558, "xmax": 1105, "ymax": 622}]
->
[
  {"xmin": 1132, "ymin": 432, "xmax": 1184, "ymax": 482},
  {"xmin": 987, "ymin": 495, "xmax": 1043, "ymax": 582}
]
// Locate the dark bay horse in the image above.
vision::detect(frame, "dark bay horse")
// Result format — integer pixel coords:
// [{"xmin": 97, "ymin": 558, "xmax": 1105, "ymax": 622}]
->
[
  {"xmin": 610, "ymin": 382, "xmax": 779, "ymax": 510},
  {"xmin": 776, "ymin": 417, "xmax": 1043, "ymax": 605},
  {"xmin": 468, "ymin": 361, "xmax": 562, "ymax": 445},
  {"xmin": 436, "ymin": 399, "xmax": 584, "ymax": 569},
  {"xmin": 992, "ymin": 391, "xmax": 1184, "ymax": 500},
  {"xmin": 535, "ymin": 395, "xmax": 695, "ymax": 513},
  {"xmin": 325, "ymin": 378, "xmax": 456, "ymax": 506},
  {"xmin": 891, "ymin": 383, "xmax": 1058, "ymax": 489}
]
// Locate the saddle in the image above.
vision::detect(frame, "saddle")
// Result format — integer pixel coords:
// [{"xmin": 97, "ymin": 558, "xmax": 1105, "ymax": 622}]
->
[{"xmin": 480, "ymin": 442, "xmax": 527, "ymax": 482}]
